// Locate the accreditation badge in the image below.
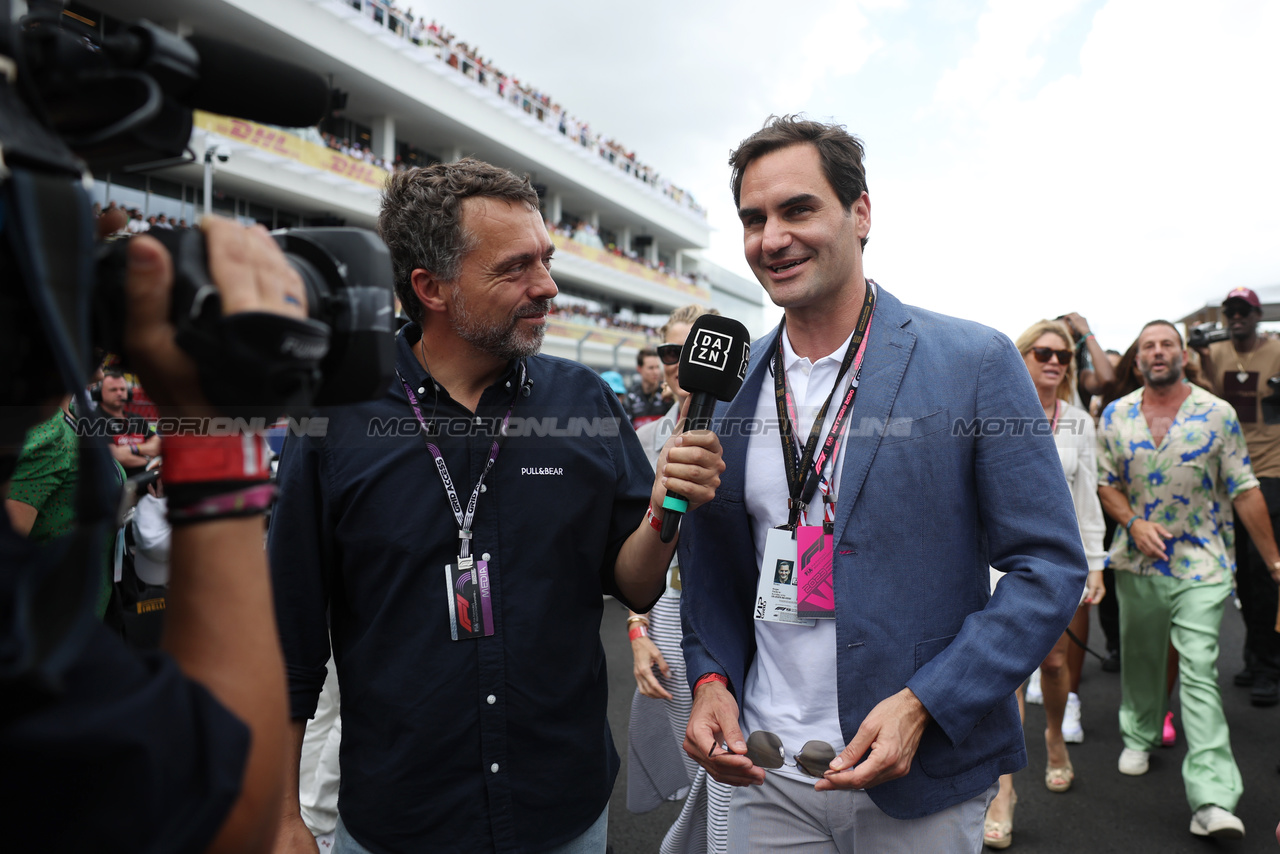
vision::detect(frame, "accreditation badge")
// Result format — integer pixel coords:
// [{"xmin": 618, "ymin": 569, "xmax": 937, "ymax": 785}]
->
[
  {"xmin": 445, "ymin": 556, "xmax": 495, "ymax": 640},
  {"xmin": 796, "ymin": 525, "xmax": 835, "ymax": 619},
  {"xmin": 753, "ymin": 527, "xmax": 816, "ymax": 626}
]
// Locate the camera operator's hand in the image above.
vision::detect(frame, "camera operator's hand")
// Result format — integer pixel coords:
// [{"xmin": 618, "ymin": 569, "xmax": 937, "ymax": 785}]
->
[
  {"xmin": 123, "ymin": 216, "xmax": 306, "ymax": 416},
  {"xmin": 114, "ymin": 215, "xmax": 301, "ymax": 854}
]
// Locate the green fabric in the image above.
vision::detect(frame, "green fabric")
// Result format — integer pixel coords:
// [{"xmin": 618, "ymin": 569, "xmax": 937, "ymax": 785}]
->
[
  {"xmin": 9, "ymin": 411, "xmax": 80, "ymax": 543},
  {"xmin": 1116, "ymin": 571, "xmax": 1242, "ymax": 812},
  {"xmin": 8, "ymin": 410, "xmax": 117, "ymax": 618},
  {"xmin": 1098, "ymin": 384, "xmax": 1258, "ymax": 583}
]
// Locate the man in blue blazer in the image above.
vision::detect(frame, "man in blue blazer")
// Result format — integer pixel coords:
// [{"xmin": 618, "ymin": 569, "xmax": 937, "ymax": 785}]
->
[{"xmin": 676, "ymin": 116, "xmax": 1087, "ymax": 849}]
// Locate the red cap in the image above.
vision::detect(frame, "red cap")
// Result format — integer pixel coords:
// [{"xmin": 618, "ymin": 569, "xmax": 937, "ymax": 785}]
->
[{"xmin": 1223, "ymin": 287, "xmax": 1261, "ymax": 309}]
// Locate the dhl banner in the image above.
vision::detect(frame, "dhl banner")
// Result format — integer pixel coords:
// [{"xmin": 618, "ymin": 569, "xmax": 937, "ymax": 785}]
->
[
  {"xmin": 550, "ymin": 234, "xmax": 710, "ymax": 299},
  {"xmin": 544, "ymin": 318, "xmax": 646, "ymax": 349},
  {"xmin": 194, "ymin": 111, "xmax": 388, "ymax": 190}
]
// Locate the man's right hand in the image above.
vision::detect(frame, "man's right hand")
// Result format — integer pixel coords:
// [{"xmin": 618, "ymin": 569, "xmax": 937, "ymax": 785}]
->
[
  {"xmin": 683, "ymin": 679, "xmax": 764, "ymax": 787},
  {"xmin": 1130, "ymin": 518, "xmax": 1173, "ymax": 561},
  {"xmin": 271, "ymin": 815, "xmax": 319, "ymax": 854}
]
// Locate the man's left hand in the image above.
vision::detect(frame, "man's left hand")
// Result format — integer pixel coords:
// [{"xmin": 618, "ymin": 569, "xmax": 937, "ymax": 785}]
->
[{"xmin": 816, "ymin": 688, "xmax": 931, "ymax": 791}]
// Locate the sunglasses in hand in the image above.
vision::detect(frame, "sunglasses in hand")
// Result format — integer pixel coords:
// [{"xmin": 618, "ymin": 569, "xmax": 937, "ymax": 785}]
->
[
  {"xmin": 1030, "ymin": 347, "xmax": 1072, "ymax": 365},
  {"xmin": 745, "ymin": 731, "xmax": 838, "ymax": 778}
]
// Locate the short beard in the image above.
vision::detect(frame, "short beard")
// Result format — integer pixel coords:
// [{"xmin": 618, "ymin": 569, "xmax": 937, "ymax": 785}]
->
[
  {"xmin": 450, "ymin": 284, "xmax": 551, "ymax": 361},
  {"xmin": 1139, "ymin": 354, "xmax": 1184, "ymax": 389}
]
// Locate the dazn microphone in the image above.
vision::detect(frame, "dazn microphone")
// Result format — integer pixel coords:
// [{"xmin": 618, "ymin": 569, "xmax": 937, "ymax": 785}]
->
[{"xmin": 659, "ymin": 314, "xmax": 751, "ymax": 543}]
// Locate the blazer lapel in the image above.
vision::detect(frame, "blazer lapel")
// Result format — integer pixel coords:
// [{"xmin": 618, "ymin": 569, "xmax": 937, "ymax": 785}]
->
[{"xmin": 830, "ymin": 288, "xmax": 915, "ymax": 542}]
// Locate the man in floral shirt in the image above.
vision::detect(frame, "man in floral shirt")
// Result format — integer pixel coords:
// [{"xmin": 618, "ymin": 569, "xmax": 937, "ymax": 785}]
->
[{"xmin": 1098, "ymin": 320, "xmax": 1280, "ymax": 839}]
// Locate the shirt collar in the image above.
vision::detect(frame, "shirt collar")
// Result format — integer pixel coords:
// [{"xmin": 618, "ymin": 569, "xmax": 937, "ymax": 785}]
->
[
  {"xmin": 394, "ymin": 322, "xmax": 524, "ymax": 402},
  {"xmin": 779, "ymin": 280, "xmax": 875, "ymax": 373},
  {"xmin": 781, "ymin": 325, "xmax": 856, "ymax": 374}
]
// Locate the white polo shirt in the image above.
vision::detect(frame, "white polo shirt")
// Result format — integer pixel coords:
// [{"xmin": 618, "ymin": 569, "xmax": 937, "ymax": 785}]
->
[{"xmin": 741, "ymin": 321, "xmax": 860, "ymax": 781}]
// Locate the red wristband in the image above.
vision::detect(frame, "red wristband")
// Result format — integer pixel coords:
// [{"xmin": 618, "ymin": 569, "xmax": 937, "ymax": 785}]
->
[
  {"xmin": 628, "ymin": 624, "xmax": 649, "ymax": 641},
  {"xmin": 695, "ymin": 672, "xmax": 729, "ymax": 691},
  {"xmin": 646, "ymin": 505, "xmax": 663, "ymax": 532},
  {"xmin": 162, "ymin": 433, "xmax": 272, "ymax": 485}
]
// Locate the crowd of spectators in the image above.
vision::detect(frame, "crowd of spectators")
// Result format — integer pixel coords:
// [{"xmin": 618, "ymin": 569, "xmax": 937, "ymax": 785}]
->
[
  {"xmin": 547, "ymin": 300, "xmax": 659, "ymax": 338},
  {"xmin": 547, "ymin": 218, "xmax": 710, "ymax": 291},
  {"xmin": 319, "ymin": 132, "xmax": 406, "ymax": 173},
  {"xmin": 337, "ymin": 0, "xmax": 706, "ymax": 218},
  {"xmin": 94, "ymin": 201, "xmax": 190, "ymax": 234}
]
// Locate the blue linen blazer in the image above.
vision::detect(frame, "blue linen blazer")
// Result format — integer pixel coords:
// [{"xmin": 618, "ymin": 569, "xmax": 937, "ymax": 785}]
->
[{"xmin": 678, "ymin": 286, "xmax": 1088, "ymax": 820}]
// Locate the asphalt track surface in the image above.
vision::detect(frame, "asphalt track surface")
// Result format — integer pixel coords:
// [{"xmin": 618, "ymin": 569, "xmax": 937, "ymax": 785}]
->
[{"xmin": 601, "ymin": 596, "xmax": 1280, "ymax": 853}]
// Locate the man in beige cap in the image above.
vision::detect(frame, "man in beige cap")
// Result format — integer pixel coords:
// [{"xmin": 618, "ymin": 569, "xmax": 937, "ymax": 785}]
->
[{"xmin": 1195, "ymin": 287, "xmax": 1280, "ymax": 707}]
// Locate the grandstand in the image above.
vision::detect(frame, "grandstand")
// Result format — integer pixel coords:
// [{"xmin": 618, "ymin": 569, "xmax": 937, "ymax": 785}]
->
[{"xmin": 73, "ymin": 0, "xmax": 766, "ymax": 373}]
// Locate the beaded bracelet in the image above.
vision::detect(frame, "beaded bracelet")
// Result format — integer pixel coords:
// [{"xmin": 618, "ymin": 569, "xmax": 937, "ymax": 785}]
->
[{"xmin": 168, "ymin": 482, "xmax": 277, "ymax": 526}]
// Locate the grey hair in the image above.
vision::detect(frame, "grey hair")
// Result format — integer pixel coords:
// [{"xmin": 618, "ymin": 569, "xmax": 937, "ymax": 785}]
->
[{"xmin": 378, "ymin": 158, "xmax": 540, "ymax": 324}]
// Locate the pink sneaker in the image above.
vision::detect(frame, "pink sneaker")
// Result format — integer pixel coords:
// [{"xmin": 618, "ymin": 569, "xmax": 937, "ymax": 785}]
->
[{"xmin": 1162, "ymin": 711, "xmax": 1176, "ymax": 747}]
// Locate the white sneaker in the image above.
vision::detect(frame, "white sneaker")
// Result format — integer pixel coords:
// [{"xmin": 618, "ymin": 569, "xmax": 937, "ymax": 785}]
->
[
  {"xmin": 1190, "ymin": 805, "xmax": 1245, "ymax": 838},
  {"xmin": 1061, "ymin": 692, "xmax": 1083, "ymax": 743},
  {"xmin": 1118, "ymin": 747, "xmax": 1149, "ymax": 776},
  {"xmin": 1026, "ymin": 667, "xmax": 1043, "ymax": 705}
]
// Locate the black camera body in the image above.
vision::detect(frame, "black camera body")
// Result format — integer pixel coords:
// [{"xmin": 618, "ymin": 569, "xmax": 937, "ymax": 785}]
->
[
  {"xmin": 1, "ymin": 5, "xmax": 394, "ymax": 422},
  {"xmin": 1188, "ymin": 322, "xmax": 1231, "ymax": 350},
  {"xmin": 95, "ymin": 227, "xmax": 395, "ymax": 417}
]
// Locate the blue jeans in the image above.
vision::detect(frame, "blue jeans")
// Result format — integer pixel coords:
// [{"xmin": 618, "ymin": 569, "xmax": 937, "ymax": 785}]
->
[{"xmin": 334, "ymin": 805, "xmax": 609, "ymax": 853}]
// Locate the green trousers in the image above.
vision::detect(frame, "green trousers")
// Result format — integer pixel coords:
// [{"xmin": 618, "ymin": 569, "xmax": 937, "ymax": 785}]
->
[{"xmin": 1116, "ymin": 571, "xmax": 1242, "ymax": 812}]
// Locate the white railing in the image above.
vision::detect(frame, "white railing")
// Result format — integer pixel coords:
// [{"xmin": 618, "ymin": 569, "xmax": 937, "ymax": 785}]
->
[{"xmin": 327, "ymin": 0, "xmax": 708, "ymax": 220}]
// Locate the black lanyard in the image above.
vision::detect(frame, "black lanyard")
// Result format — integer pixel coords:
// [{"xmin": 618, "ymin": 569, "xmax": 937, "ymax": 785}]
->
[
  {"xmin": 397, "ymin": 362, "xmax": 525, "ymax": 560},
  {"xmin": 774, "ymin": 283, "xmax": 876, "ymax": 530}
]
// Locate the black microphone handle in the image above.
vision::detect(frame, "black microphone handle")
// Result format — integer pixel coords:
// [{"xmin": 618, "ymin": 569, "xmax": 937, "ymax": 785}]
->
[
  {"xmin": 683, "ymin": 392, "xmax": 719, "ymax": 433},
  {"xmin": 659, "ymin": 391, "xmax": 718, "ymax": 543}
]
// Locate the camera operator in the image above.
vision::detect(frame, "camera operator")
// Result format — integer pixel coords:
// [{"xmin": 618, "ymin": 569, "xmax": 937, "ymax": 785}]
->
[
  {"xmin": 1193, "ymin": 287, "xmax": 1280, "ymax": 708},
  {"xmin": 1, "ymin": 216, "xmax": 298, "ymax": 853}
]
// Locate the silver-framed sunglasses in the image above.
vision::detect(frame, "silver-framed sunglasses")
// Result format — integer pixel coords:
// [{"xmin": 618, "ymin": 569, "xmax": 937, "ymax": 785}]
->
[{"xmin": 745, "ymin": 731, "xmax": 838, "ymax": 778}]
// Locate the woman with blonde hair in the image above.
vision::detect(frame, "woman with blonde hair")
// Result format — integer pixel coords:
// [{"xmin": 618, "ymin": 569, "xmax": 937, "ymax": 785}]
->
[
  {"xmin": 626, "ymin": 304, "xmax": 732, "ymax": 853},
  {"xmin": 984, "ymin": 319, "xmax": 1107, "ymax": 849}
]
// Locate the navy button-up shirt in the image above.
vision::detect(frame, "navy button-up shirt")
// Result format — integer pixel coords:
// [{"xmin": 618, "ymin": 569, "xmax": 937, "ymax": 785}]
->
[{"xmin": 269, "ymin": 323, "xmax": 657, "ymax": 852}]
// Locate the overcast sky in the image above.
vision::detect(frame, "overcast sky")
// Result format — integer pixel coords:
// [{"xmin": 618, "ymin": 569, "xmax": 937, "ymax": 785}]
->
[{"xmin": 421, "ymin": 0, "xmax": 1279, "ymax": 351}]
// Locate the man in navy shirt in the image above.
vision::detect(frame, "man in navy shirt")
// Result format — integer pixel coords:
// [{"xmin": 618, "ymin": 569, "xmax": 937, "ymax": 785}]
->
[{"xmin": 269, "ymin": 158, "xmax": 724, "ymax": 853}]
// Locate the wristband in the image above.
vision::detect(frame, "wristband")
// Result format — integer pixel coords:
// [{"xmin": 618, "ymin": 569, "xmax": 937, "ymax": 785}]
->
[
  {"xmin": 1124, "ymin": 514, "xmax": 1139, "ymax": 531},
  {"xmin": 167, "ymin": 482, "xmax": 277, "ymax": 526},
  {"xmin": 129, "ymin": 442, "xmax": 141, "ymax": 457},
  {"xmin": 695, "ymin": 672, "xmax": 729, "ymax": 692},
  {"xmin": 163, "ymin": 432, "xmax": 274, "ymax": 512},
  {"xmin": 628, "ymin": 624, "xmax": 649, "ymax": 641},
  {"xmin": 162, "ymin": 432, "xmax": 272, "ymax": 486},
  {"xmin": 646, "ymin": 505, "xmax": 663, "ymax": 533},
  {"xmin": 162, "ymin": 432, "xmax": 272, "ymax": 485}
]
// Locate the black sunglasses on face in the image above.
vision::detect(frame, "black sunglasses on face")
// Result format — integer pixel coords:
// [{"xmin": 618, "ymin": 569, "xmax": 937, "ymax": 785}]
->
[
  {"xmin": 656, "ymin": 343, "xmax": 682, "ymax": 365},
  {"xmin": 1223, "ymin": 305, "xmax": 1254, "ymax": 319},
  {"xmin": 744, "ymin": 731, "xmax": 838, "ymax": 778},
  {"xmin": 1030, "ymin": 347, "xmax": 1072, "ymax": 365}
]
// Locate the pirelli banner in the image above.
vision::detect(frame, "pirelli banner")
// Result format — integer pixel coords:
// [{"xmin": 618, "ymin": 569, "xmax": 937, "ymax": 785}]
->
[{"xmin": 193, "ymin": 111, "xmax": 388, "ymax": 190}]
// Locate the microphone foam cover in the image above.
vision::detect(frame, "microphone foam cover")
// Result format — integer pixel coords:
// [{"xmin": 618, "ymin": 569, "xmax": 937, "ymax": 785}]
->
[
  {"xmin": 187, "ymin": 35, "xmax": 330, "ymax": 127},
  {"xmin": 677, "ymin": 314, "xmax": 751, "ymax": 402}
]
